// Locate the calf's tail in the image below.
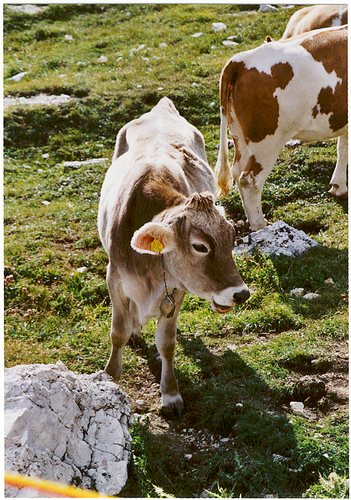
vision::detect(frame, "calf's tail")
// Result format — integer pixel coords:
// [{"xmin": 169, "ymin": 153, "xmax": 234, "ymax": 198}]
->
[{"xmin": 215, "ymin": 62, "xmax": 235, "ymax": 198}]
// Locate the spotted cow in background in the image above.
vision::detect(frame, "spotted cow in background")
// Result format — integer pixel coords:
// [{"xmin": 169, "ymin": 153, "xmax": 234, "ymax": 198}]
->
[
  {"xmin": 98, "ymin": 97, "xmax": 250, "ymax": 417},
  {"xmin": 282, "ymin": 4, "xmax": 347, "ymax": 39},
  {"xmin": 215, "ymin": 26, "xmax": 347, "ymax": 231}
]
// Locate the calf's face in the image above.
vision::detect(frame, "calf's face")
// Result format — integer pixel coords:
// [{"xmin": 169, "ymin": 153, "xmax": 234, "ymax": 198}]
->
[{"xmin": 131, "ymin": 192, "xmax": 250, "ymax": 313}]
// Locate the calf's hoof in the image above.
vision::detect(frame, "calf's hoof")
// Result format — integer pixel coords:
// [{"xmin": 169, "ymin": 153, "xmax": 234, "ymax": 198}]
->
[
  {"xmin": 329, "ymin": 185, "xmax": 348, "ymax": 199},
  {"xmin": 160, "ymin": 394, "xmax": 184, "ymax": 419},
  {"xmin": 104, "ymin": 362, "xmax": 120, "ymax": 383}
]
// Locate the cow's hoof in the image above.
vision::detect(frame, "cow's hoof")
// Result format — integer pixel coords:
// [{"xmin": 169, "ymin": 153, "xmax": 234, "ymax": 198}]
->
[
  {"xmin": 160, "ymin": 396, "xmax": 184, "ymax": 419},
  {"xmin": 329, "ymin": 185, "xmax": 348, "ymax": 199}
]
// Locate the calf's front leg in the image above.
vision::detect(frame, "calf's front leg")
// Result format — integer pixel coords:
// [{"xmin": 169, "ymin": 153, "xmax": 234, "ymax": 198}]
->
[{"xmin": 156, "ymin": 290, "xmax": 185, "ymax": 418}]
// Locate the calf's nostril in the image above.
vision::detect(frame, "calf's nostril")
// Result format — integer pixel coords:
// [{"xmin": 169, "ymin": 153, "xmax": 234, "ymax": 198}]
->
[{"xmin": 233, "ymin": 289, "xmax": 250, "ymax": 304}]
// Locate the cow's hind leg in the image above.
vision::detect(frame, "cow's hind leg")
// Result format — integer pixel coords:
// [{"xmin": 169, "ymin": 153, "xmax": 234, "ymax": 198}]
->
[
  {"xmin": 329, "ymin": 135, "xmax": 348, "ymax": 199},
  {"xmin": 156, "ymin": 290, "xmax": 185, "ymax": 418},
  {"xmin": 233, "ymin": 139, "xmax": 285, "ymax": 231},
  {"xmin": 105, "ymin": 264, "xmax": 132, "ymax": 382}
]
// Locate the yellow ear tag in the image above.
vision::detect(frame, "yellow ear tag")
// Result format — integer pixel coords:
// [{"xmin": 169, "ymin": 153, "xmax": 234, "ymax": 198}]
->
[{"xmin": 150, "ymin": 238, "xmax": 164, "ymax": 253}]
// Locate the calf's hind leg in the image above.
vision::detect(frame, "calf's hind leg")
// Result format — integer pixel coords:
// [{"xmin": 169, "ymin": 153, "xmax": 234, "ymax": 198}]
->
[
  {"xmin": 105, "ymin": 264, "xmax": 132, "ymax": 382},
  {"xmin": 329, "ymin": 135, "xmax": 348, "ymax": 199}
]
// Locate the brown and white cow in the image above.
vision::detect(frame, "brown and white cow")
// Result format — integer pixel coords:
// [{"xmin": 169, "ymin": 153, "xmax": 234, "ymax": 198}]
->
[
  {"xmin": 98, "ymin": 97, "xmax": 250, "ymax": 416},
  {"xmin": 282, "ymin": 4, "xmax": 347, "ymax": 39},
  {"xmin": 215, "ymin": 25, "xmax": 347, "ymax": 231}
]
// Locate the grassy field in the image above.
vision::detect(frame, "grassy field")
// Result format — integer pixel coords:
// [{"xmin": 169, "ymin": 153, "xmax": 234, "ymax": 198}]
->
[{"xmin": 4, "ymin": 4, "xmax": 348, "ymax": 498}]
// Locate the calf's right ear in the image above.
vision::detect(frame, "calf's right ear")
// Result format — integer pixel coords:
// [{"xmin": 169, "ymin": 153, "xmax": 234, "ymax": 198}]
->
[{"xmin": 131, "ymin": 222, "xmax": 176, "ymax": 255}]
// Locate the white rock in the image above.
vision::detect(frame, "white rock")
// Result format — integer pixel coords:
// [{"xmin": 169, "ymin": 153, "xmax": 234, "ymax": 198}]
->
[
  {"xmin": 259, "ymin": 4, "xmax": 278, "ymax": 12},
  {"xmin": 233, "ymin": 221, "xmax": 319, "ymax": 257},
  {"xmin": 236, "ymin": 402, "xmax": 243, "ymax": 408},
  {"xmin": 184, "ymin": 454, "xmax": 193, "ymax": 459},
  {"xmin": 76, "ymin": 266, "xmax": 88, "ymax": 274},
  {"xmin": 290, "ymin": 401, "xmax": 304, "ymax": 415},
  {"xmin": 7, "ymin": 4, "xmax": 46, "ymax": 14},
  {"xmin": 191, "ymin": 32, "xmax": 204, "ymax": 38},
  {"xmin": 8, "ymin": 72, "xmax": 28, "ymax": 82},
  {"xmin": 324, "ymin": 277, "xmax": 335, "ymax": 285},
  {"xmin": 289, "ymin": 288, "xmax": 305, "ymax": 298},
  {"xmin": 41, "ymin": 153, "xmax": 49, "ymax": 159},
  {"xmin": 212, "ymin": 22, "xmax": 227, "ymax": 32},
  {"xmin": 220, "ymin": 437, "xmax": 230, "ymax": 443},
  {"xmin": 64, "ymin": 35, "xmax": 73, "ymax": 41},
  {"xmin": 159, "ymin": 42, "xmax": 168, "ymax": 48},
  {"xmin": 41, "ymin": 200, "xmax": 50, "ymax": 206},
  {"xmin": 5, "ymin": 362, "xmax": 131, "ymax": 497},
  {"xmin": 285, "ymin": 139, "xmax": 302, "ymax": 147},
  {"xmin": 222, "ymin": 40, "xmax": 239, "ymax": 47},
  {"xmin": 97, "ymin": 55, "xmax": 108, "ymax": 63},
  {"xmin": 4, "ymin": 94, "xmax": 75, "ymax": 109},
  {"xmin": 303, "ymin": 293, "xmax": 321, "ymax": 301},
  {"xmin": 63, "ymin": 158, "xmax": 108, "ymax": 169}
]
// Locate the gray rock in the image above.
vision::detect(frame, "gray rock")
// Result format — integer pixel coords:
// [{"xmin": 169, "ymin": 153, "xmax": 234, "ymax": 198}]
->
[
  {"xmin": 8, "ymin": 72, "xmax": 28, "ymax": 82},
  {"xmin": 233, "ymin": 221, "xmax": 319, "ymax": 257},
  {"xmin": 4, "ymin": 94, "xmax": 75, "ymax": 109},
  {"xmin": 7, "ymin": 4, "xmax": 46, "ymax": 14},
  {"xmin": 289, "ymin": 401, "xmax": 304, "ymax": 415},
  {"xmin": 259, "ymin": 4, "xmax": 278, "ymax": 12},
  {"xmin": 222, "ymin": 40, "xmax": 239, "ymax": 47},
  {"xmin": 289, "ymin": 288, "xmax": 305, "ymax": 298},
  {"xmin": 63, "ymin": 158, "xmax": 108, "ymax": 170},
  {"xmin": 324, "ymin": 277, "xmax": 335, "ymax": 285},
  {"xmin": 303, "ymin": 292, "xmax": 321, "ymax": 301},
  {"xmin": 212, "ymin": 22, "xmax": 227, "ymax": 32},
  {"xmin": 191, "ymin": 32, "xmax": 204, "ymax": 38},
  {"xmin": 5, "ymin": 362, "xmax": 131, "ymax": 497}
]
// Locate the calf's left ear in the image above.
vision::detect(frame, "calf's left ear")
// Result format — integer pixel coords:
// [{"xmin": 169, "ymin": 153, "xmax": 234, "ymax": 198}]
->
[{"xmin": 131, "ymin": 222, "xmax": 176, "ymax": 255}]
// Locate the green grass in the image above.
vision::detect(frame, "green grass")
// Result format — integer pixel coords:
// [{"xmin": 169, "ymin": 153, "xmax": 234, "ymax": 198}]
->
[{"xmin": 4, "ymin": 4, "xmax": 348, "ymax": 498}]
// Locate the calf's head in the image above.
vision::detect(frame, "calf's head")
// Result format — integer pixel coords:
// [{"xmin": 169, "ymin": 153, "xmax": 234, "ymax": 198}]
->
[{"xmin": 131, "ymin": 192, "xmax": 250, "ymax": 313}]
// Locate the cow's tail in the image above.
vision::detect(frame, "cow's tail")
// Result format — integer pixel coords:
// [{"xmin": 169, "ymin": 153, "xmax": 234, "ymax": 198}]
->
[{"xmin": 215, "ymin": 62, "xmax": 234, "ymax": 198}]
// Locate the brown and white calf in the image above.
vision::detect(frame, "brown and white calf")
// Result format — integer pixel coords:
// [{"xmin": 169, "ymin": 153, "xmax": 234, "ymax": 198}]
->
[
  {"xmin": 282, "ymin": 4, "xmax": 347, "ymax": 39},
  {"xmin": 215, "ymin": 26, "xmax": 347, "ymax": 231},
  {"xmin": 98, "ymin": 97, "xmax": 249, "ymax": 416}
]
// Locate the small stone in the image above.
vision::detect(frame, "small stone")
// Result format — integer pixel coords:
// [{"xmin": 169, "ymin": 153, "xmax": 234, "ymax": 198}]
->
[
  {"xmin": 42, "ymin": 153, "xmax": 49, "ymax": 159},
  {"xmin": 191, "ymin": 32, "xmax": 204, "ymax": 38},
  {"xmin": 259, "ymin": 4, "xmax": 278, "ymax": 12},
  {"xmin": 285, "ymin": 139, "xmax": 302, "ymax": 147},
  {"xmin": 184, "ymin": 454, "xmax": 192, "ymax": 460},
  {"xmin": 64, "ymin": 35, "xmax": 73, "ymax": 41},
  {"xmin": 290, "ymin": 401, "xmax": 304, "ymax": 415},
  {"xmin": 41, "ymin": 200, "xmax": 50, "ymax": 206},
  {"xmin": 97, "ymin": 55, "xmax": 108, "ymax": 63},
  {"xmin": 236, "ymin": 402, "xmax": 243, "ymax": 408},
  {"xmin": 303, "ymin": 293, "xmax": 321, "ymax": 301},
  {"xmin": 136, "ymin": 84, "xmax": 142, "ymax": 88},
  {"xmin": 212, "ymin": 22, "xmax": 227, "ymax": 32},
  {"xmin": 289, "ymin": 287, "xmax": 305, "ymax": 298},
  {"xmin": 222, "ymin": 40, "xmax": 239, "ymax": 47},
  {"xmin": 192, "ymin": 82, "xmax": 199, "ymax": 87},
  {"xmin": 226, "ymin": 35, "xmax": 243, "ymax": 43},
  {"xmin": 220, "ymin": 437, "xmax": 230, "ymax": 443},
  {"xmin": 23, "ymin": 164, "xmax": 31, "ymax": 170},
  {"xmin": 76, "ymin": 266, "xmax": 88, "ymax": 274},
  {"xmin": 8, "ymin": 71, "xmax": 28, "ymax": 82},
  {"xmin": 159, "ymin": 42, "xmax": 167, "ymax": 48},
  {"xmin": 158, "ymin": 87, "xmax": 164, "ymax": 91},
  {"xmin": 324, "ymin": 277, "xmax": 335, "ymax": 285},
  {"xmin": 135, "ymin": 399, "xmax": 148, "ymax": 412}
]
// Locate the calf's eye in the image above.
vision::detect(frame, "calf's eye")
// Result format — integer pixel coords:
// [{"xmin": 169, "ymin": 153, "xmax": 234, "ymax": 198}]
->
[{"xmin": 192, "ymin": 243, "xmax": 209, "ymax": 254}]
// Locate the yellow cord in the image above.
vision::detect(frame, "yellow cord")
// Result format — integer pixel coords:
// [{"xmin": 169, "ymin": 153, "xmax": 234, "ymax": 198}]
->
[{"xmin": 5, "ymin": 471, "xmax": 114, "ymax": 498}]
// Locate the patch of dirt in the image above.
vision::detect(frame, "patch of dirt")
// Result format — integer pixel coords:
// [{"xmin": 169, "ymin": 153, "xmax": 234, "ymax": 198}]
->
[{"xmin": 283, "ymin": 345, "xmax": 348, "ymax": 418}]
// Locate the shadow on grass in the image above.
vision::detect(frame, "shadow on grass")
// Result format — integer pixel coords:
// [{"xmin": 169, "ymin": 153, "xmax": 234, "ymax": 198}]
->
[{"xmin": 122, "ymin": 333, "xmax": 312, "ymax": 498}]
